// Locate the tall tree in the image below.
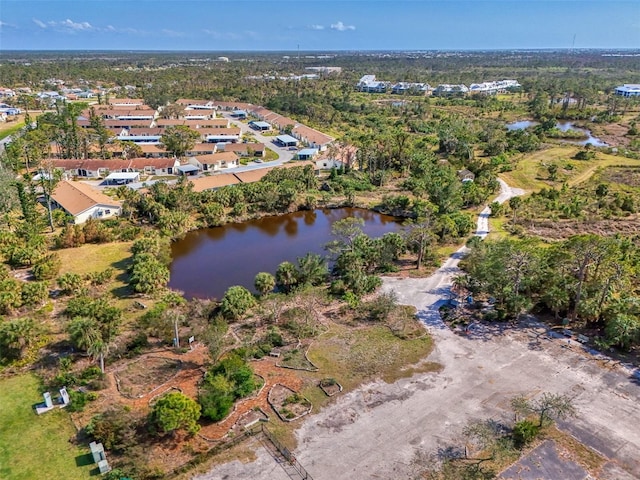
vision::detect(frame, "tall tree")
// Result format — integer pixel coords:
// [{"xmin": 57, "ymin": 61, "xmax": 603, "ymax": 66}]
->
[{"xmin": 160, "ymin": 125, "xmax": 200, "ymax": 160}]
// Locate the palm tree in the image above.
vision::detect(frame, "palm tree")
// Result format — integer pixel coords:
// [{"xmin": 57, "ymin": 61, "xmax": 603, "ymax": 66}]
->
[
  {"xmin": 275, "ymin": 261, "xmax": 298, "ymax": 293},
  {"xmin": 67, "ymin": 317, "xmax": 111, "ymax": 373},
  {"xmin": 296, "ymin": 253, "xmax": 328, "ymax": 286}
]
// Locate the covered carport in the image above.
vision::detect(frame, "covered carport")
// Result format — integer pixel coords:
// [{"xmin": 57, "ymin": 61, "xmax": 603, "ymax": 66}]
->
[
  {"xmin": 176, "ymin": 164, "xmax": 200, "ymax": 176},
  {"xmin": 275, "ymin": 134, "xmax": 298, "ymax": 147},
  {"xmin": 102, "ymin": 171, "xmax": 140, "ymax": 185}
]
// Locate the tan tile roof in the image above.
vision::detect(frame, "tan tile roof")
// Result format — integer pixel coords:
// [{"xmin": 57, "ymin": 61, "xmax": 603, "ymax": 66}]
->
[
  {"xmin": 107, "ymin": 98, "xmax": 145, "ymax": 105},
  {"xmin": 155, "ymin": 119, "xmax": 228, "ymax": 128},
  {"xmin": 139, "ymin": 144, "xmax": 168, "ymax": 154},
  {"xmin": 128, "ymin": 157, "xmax": 178, "ymax": 169},
  {"xmin": 52, "ymin": 181, "xmax": 121, "ymax": 216},
  {"xmin": 190, "ymin": 173, "xmax": 241, "ymax": 192},
  {"xmin": 223, "ymin": 142, "xmax": 265, "ymax": 153},
  {"xmin": 125, "ymin": 127, "xmax": 164, "ymax": 135},
  {"xmin": 292, "ymin": 125, "xmax": 333, "ymax": 145},
  {"xmin": 198, "ymin": 127, "xmax": 241, "ymax": 136},
  {"xmin": 233, "ymin": 168, "xmax": 273, "ymax": 183},
  {"xmin": 187, "ymin": 143, "xmax": 218, "ymax": 153},
  {"xmin": 195, "ymin": 152, "xmax": 238, "ymax": 165}
]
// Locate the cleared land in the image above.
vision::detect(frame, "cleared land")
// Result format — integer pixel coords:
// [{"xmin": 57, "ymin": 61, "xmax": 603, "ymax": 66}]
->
[
  {"xmin": 0, "ymin": 374, "xmax": 93, "ymax": 480},
  {"xmin": 499, "ymin": 146, "xmax": 640, "ymax": 192}
]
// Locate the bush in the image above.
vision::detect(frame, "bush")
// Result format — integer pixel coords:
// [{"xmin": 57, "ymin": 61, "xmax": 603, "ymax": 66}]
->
[
  {"xmin": 21, "ymin": 281, "xmax": 48, "ymax": 308},
  {"xmin": 86, "ymin": 406, "xmax": 138, "ymax": 453},
  {"xmin": 220, "ymin": 286, "xmax": 256, "ymax": 320},
  {"xmin": 150, "ymin": 392, "xmax": 201, "ymax": 436},
  {"xmin": 32, "ymin": 254, "xmax": 61, "ymax": 280},
  {"xmin": 512, "ymin": 420, "xmax": 539, "ymax": 448},
  {"xmin": 66, "ymin": 389, "xmax": 94, "ymax": 412},
  {"xmin": 57, "ymin": 273, "xmax": 85, "ymax": 295}
]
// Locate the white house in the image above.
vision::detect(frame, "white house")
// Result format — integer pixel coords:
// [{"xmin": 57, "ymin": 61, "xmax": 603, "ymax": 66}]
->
[
  {"xmin": 188, "ymin": 151, "xmax": 239, "ymax": 172},
  {"xmin": 51, "ymin": 181, "xmax": 122, "ymax": 224},
  {"xmin": 615, "ymin": 84, "xmax": 640, "ymax": 97},
  {"xmin": 356, "ymin": 75, "xmax": 388, "ymax": 93}
]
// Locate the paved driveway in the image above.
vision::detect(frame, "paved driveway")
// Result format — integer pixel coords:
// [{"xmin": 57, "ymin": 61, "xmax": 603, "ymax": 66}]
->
[{"xmin": 223, "ymin": 114, "xmax": 295, "ymax": 167}]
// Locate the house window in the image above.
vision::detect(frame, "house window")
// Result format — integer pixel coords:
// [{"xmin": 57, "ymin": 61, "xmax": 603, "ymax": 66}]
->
[{"xmin": 105, "ymin": 209, "xmax": 111, "ymax": 215}]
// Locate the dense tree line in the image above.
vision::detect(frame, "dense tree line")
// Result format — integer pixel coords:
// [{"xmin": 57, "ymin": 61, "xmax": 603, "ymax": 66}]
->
[{"xmin": 460, "ymin": 235, "xmax": 640, "ymax": 349}]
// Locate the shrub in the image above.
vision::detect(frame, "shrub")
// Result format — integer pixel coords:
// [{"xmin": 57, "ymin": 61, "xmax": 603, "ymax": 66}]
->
[
  {"xmin": 150, "ymin": 392, "xmax": 201, "ymax": 436},
  {"xmin": 32, "ymin": 254, "xmax": 61, "ymax": 280},
  {"xmin": 220, "ymin": 286, "xmax": 256, "ymax": 320},
  {"xmin": 21, "ymin": 281, "xmax": 48, "ymax": 308},
  {"xmin": 512, "ymin": 420, "xmax": 539, "ymax": 448},
  {"xmin": 57, "ymin": 273, "xmax": 85, "ymax": 295}
]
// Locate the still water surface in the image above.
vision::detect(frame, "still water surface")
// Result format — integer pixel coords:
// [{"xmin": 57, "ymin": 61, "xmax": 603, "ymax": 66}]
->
[
  {"xmin": 169, "ymin": 208, "xmax": 402, "ymax": 299},
  {"xmin": 505, "ymin": 120, "xmax": 608, "ymax": 146}
]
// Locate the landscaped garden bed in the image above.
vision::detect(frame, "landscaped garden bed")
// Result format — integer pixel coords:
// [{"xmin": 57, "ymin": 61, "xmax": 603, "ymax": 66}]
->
[
  {"xmin": 268, "ymin": 384, "xmax": 312, "ymax": 422},
  {"xmin": 319, "ymin": 378, "xmax": 342, "ymax": 397},
  {"xmin": 114, "ymin": 356, "xmax": 182, "ymax": 398}
]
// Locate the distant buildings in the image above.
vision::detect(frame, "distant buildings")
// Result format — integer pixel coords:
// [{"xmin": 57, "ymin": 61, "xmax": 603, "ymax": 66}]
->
[
  {"xmin": 391, "ymin": 82, "xmax": 431, "ymax": 95},
  {"xmin": 615, "ymin": 84, "xmax": 640, "ymax": 97},
  {"xmin": 432, "ymin": 84, "xmax": 469, "ymax": 97},
  {"xmin": 356, "ymin": 75, "xmax": 388, "ymax": 93},
  {"xmin": 469, "ymin": 79, "xmax": 521, "ymax": 95},
  {"xmin": 357, "ymin": 75, "xmax": 520, "ymax": 97}
]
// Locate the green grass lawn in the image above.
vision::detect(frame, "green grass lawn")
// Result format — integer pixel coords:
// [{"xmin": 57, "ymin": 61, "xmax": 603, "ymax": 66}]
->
[
  {"xmin": 0, "ymin": 374, "xmax": 93, "ymax": 480},
  {"xmin": 0, "ymin": 122, "xmax": 25, "ymax": 141}
]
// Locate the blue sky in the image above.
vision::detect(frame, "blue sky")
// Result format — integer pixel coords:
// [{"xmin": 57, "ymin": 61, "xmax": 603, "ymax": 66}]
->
[{"xmin": 1, "ymin": 1, "xmax": 638, "ymax": 51}]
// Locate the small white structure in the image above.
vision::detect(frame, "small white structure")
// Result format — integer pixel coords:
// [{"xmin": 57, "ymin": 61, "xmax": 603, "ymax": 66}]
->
[
  {"xmin": 90, "ymin": 441, "xmax": 111, "ymax": 474},
  {"xmin": 90, "ymin": 442, "xmax": 106, "ymax": 464},
  {"xmin": 59, "ymin": 387, "xmax": 70, "ymax": 406},
  {"xmin": 44, "ymin": 392, "xmax": 53, "ymax": 408}
]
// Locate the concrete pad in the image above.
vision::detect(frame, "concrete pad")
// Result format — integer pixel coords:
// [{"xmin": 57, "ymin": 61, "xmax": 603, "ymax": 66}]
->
[
  {"xmin": 192, "ymin": 441, "xmax": 292, "ymax": 480},
  {"xmin": 498, "ymin": 440, "xmax": 591, "ymax": 480}
]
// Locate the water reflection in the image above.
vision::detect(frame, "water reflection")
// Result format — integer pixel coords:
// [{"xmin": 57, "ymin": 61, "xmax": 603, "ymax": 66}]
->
[
  {"xmin": 169, "ymin": 208, "xmax": 403, "ymax": 299},
  {"xmin": 506, "ymin": 120, "xmax": 608, "ymax": 146}
]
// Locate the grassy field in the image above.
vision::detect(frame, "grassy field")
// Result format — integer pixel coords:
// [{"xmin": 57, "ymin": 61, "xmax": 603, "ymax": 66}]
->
[
  {"xmin": 57, "ymin": 241, "xmax": 135, "ymax": 308},
  {"xmin": 499, "ymin": 146, "xmax": 640, "ymax": 192},
  {"xmin": 0, "ymin": 374, "xmax": 93, "ymax": 480},
  {"xmin": 57, "ymin": 241, "xmax": 132, "ymax": 277},
  {"xmin": 0, "ymin": 121, "xmax": 24, "ymax": 141}
]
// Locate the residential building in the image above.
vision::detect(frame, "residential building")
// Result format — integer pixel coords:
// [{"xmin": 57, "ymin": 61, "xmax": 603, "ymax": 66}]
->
[
  {"xmin": 391, "ymin": 82, "xmax": 431, "ymax": 95},
  {"xmin": 356, "ymin": 75, "xmax": 388, "ymax": 93},
  {"xmin": 188, "ymin": 152, "xmax": 239, "ymax": 172},
  {"xmin": 432, "ymin": 84, "xmax": 469, "ymax": 97},
  {"xmin": 615, "ymin": 84, "xmax": 640, "ymax": 97},
  {"xmin": 221, "ymin": 142, "xmax": 265, "ymax": 157},
  {"xmin": 51, "ymin": 180, "xmax": 122, "ymax": 224}
]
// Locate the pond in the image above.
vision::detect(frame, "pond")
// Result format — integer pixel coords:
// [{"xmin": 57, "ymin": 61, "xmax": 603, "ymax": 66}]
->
[
  {"xmin": 168, "ymin": 208, "xmax": 403, "ymax": 299},
  {"xmin": 506, "ymin": 120, "xmax": 608, "ymax": 147}
]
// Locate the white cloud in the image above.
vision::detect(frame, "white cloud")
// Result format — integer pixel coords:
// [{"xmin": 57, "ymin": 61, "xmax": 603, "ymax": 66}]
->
[
  {"xmin": 310, "ymin": 24, "xmax": 325, "ymax": 30},
  {"xmin": 0, "ymin": 21, "xmax": 17, "ymax": 29},
  {"xmin": 203, "ymin": 29, "xmax": 259, "ymax": 41},
  {"xmin": 161, "ymin": 28, "xmax": 186, "ymax": 38},
  {"xmin": 330, "ymin": 21, "xmax": 355, "ymax": 32},
  {"xmin": 57, "ymin": 19, "xmax": 93, "ymax": 31},
  {"xmin": 33, "ymin": 18, "xmax": 94, "ymax": 32}
]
